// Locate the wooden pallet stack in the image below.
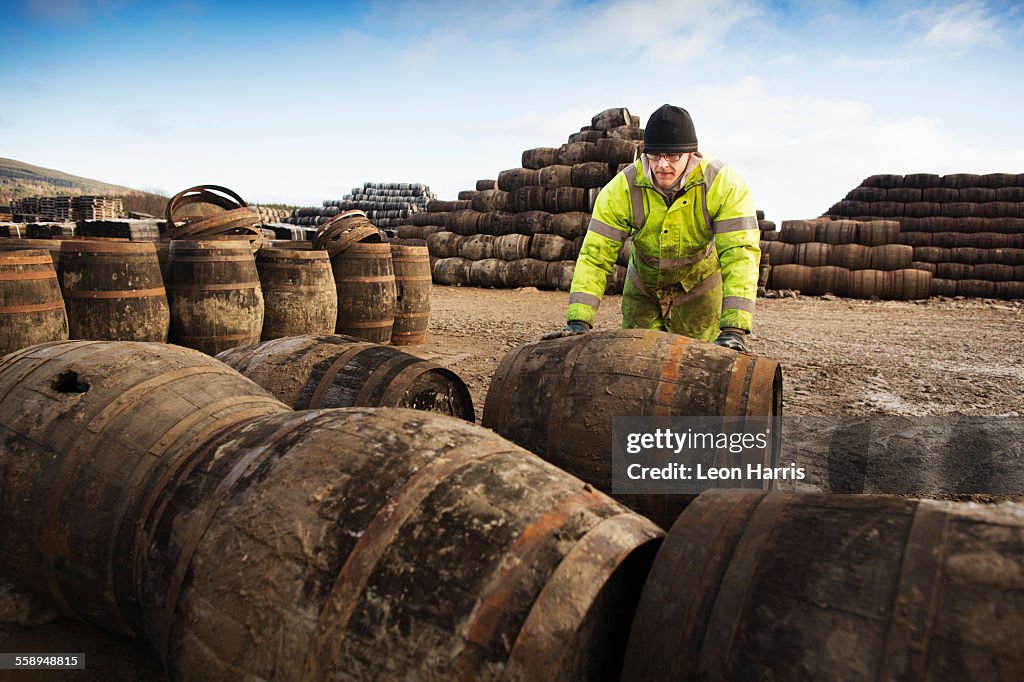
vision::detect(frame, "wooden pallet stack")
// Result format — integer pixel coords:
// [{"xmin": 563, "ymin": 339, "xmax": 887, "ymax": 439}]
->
[{"xmin": 73, "ymin": 196, "xmax": 124, "ymax": 221}]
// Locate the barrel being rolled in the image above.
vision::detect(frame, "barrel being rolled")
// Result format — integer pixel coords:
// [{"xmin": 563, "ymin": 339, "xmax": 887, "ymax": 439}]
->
[
  {"xmin": 0, "ymin": 249, "xmax": 68, "ymax": 356},
  {"xmin": 255, "ymin": 247, "xmax": 337, "ymax": 340},
  {"xmin": 482, "ymin": 330, "xmax": 782, "ymax": 528},
  {"xmin": 0, "ymin": 340, "xmax": 289, "ymax": 636},
  {"xmin": 215, "ymin": 334, "xmax": 474, "ymax": 420},
  {"xmin": 623, "ymin": 490, "xmax": 1024, "ymax": 681},
  {"xmin": 58, "ymin": 240, "xmax": 170, "ymax": 342},
  {"xmin": 165, "ymin": 239, "xmax": 264, "ymax": 355}
]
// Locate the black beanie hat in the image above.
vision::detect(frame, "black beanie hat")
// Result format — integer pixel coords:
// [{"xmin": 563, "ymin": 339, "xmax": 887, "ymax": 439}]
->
[{"xmin": 643, "ymin": 104, "xmax": 698, "ymax": 153}]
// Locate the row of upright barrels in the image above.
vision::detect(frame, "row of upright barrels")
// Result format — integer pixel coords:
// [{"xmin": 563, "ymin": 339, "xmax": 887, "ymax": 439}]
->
[
  {"xmin": 430, "ymin": 256, "xmax": 629, "ymax": 293},
  {"xmin": 3, "ymin": 336, "xmax": 1022, "ymax": 680},
  {"xmin": 770, "ymin": 265, "xmax": 933, "ymax": 299},
  {"xmin": 0, "ymin": 237, "xmax": 432, "ymax": 358}
]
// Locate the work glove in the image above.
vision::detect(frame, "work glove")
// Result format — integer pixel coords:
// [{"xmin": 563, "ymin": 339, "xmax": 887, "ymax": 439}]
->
[
  {"xmin": 542, "ymin": 320, "xmax": 591, "ymax": 340},
  {"xmin": 713, "ymin": 328, "xmax": 747, "ymax": 352}
]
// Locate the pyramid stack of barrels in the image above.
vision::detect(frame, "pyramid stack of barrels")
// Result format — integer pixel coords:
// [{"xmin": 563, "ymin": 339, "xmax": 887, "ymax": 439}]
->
[
  {"xmin": 396, "ymin": 108, "xmax": 643, "ymax": 292},
  {"xmin": 810, "ymin": 172, "xmax": 1024, "ymax": 299},
  {"xmin": 286, "ymin": 181, "xmax": 436, "ymax": 230}
]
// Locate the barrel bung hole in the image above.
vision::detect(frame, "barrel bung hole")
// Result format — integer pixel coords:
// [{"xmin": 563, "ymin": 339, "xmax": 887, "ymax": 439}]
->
[{"xmin": 52, "ymin": 371, "xmax": 90, "ymax": 393}]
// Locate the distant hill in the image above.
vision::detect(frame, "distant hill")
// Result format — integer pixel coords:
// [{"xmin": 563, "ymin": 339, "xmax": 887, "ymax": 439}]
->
[{"xmin": 0, "ymin": 157, "xmax": 145, "ymax": 204}]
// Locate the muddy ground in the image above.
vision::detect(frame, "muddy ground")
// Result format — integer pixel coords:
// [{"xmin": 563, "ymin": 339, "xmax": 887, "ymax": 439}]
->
[{"xmin": 2, "ymin": 286, "xmax": 1022, "ymax": 679}]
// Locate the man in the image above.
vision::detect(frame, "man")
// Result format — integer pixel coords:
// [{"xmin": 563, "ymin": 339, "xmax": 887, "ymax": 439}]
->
[{"xmin": 544, "ymin": 104, "xmax": 760, "ymax": 351}]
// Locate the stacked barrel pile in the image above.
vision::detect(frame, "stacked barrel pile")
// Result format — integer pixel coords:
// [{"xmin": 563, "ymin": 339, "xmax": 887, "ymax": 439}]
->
[
  {"xmin": 760, "ymin": 217, "xmax": 934, "ymax": 299},
  {"xmin": 821, "ymin": 172, "xmax": 1024, "ymax": 299},
  {"xmin": 396, "ymin": 108, "xmax": 642, "ymax": 292},
  {"xmin": 287, "ymin": 182, "xmax": 436, "ymax": 230}
]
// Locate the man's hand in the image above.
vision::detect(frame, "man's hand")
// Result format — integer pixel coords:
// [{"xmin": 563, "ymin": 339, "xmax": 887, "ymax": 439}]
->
[
  {"xmin": 542, "ymin": 320, "xmax": 591, "ymax": 340},
  {"xmin": 714, "ymin": 328, "xmax": 747, "ymax": 351}
]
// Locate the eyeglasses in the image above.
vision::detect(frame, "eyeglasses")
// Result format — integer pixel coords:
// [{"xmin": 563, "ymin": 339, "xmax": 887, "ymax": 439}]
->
[{"xmin": 646, "ymin": 152, "xmax": 686, "ymax": 163}]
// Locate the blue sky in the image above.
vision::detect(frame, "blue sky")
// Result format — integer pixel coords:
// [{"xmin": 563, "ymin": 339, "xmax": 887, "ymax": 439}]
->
[{"xmin": 2, "ymin": 0, "xmax": 1022, "ymax": 221}]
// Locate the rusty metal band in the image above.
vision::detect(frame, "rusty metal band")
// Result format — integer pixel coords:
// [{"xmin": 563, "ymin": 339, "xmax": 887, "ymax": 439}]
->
[
  {"xmin": 0, "ymin": 300, "xmax": 65, "ymax": 314},
  {"xmin": 746, "ymin": 360, "xmax": 780, "ymax": 417},
  {"xmin": 505, "ymin": 514, "xmax": 662, "ymax": 678},
  {"xmin": 38, "ymin": 365, "xmax": 232, "ymax": 627},
  {"xmin": 652, "ymin": 334, "xmax": 695, "ymax": 416},
  {"xmin": 337, "ymin": 319, "xmax": 392, "ymax": 330},
  {"xmin": 332, "ymin": 249, "xmax": 390, "ymax": 260},
  {"xmin": 355, "ymin": 353, "xmax": 419, "ymax": 406},
  {"xmin": 878, "ymin": 503, "xmax": 950, "ymax": 680},
  {"xmin": 0, "ymin": 255, "xmax": 54, "ymax": 266},
  {"xmin": 59, "ymin": 241, "xmax": 156, "ymax": 254},
  {"xmin": 159, "ymin": 411, "xmax": 324, "ymax": 664},
  {"xmin": 165, "ymin": 282, "xmax": 259, "ymax": 292},
  {"xmin": 306, "ymin": 345, "xmax": 375, "ymax": 409},
  {"xmin": 376, "ymin": 360, "xmax": 439, "ymax": 407},
  {"xmin": 393, "ymin": 274, "xmax": 433, "ymax": 281},
  {"xmin": 546, "ymin": 334, "xmax": 590, "ymax": 459},
  {"xmin": 335, "ymin": 275, "xmax": 394, "ymax": 283},
  {"xmin": 394, "ymin": 310, "xmax": 431, "ymax": 319},
  {"xmin": 455, "ymin": 489, "xmax": 612, "ymax": 678},
  {"xmin": 61, "ymin": 287, "xmax": 166, "ymax": 299},
  {"xmin": 166, "ymin": 255, "xmax": 253, "ymax": 263},
  {"xmin": 722, "ymin": 352, "xmax": 755, "ymax": 418},
  {"xmin": 484, "ymin": 343, "xmax": 526, "ymax": 432},
  {"xmin": 625, "ymin": 490, "xmax": 762, "ymax": 680},
  {"xmin": 110, "ymin": 396, "xmax": 285, "ymax": 634},
  {"xmin": 166, "ymin": 185, "xmax": 248, "ymax": 226},
  {"xmin": 302, "ymin": 445, "xmax": 516, "ymax": 682},
  {"xmin": 698, "ymin": 493, "xmax": 791, "ymax": 675},
  {"xmin": 0, "ymin": 270, "xmax": 57, "ymax": 281},
  {"xmin": 171, "ymin": 331, "xmax": 259, "ymax": 343}
]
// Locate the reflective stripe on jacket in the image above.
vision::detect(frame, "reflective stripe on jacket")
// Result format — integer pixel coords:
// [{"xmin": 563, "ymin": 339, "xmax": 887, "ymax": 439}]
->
[{"xmin": 567, "ymin": 155, "xmax": 760, "ymax": 334}]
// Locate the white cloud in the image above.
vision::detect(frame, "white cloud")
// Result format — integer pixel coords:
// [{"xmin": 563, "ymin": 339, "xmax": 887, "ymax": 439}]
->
[{"xmin": 913, "ymin": 2, "xmax": 1005, "ymax": 50}]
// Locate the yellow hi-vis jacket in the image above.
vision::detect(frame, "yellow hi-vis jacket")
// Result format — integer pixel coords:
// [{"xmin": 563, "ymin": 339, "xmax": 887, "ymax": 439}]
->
[{"xmin": 567, "ymin": 156, "xmax": 760, "ymax": 341}]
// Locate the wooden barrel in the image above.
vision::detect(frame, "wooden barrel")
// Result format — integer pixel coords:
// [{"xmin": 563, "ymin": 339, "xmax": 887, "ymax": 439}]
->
[
  {"xmin": 870, "ymin": 244, "xmax": 913, "ymax": 270},
  {"xmin": 973, "ymin": 263, "xmax": 1015, "ymax": 282},
  {"xmin": 595, "ymin": 138, "xmax": 640, "ymax": 164},
  {"xmin": 457, "ymin": 234, "xmax": 495, "ymax": 261},
  {"xmin": 0, "ymin": 238, "xmax": 63, "ymax": 269},
  {"xmin": 995, "ymin": 281, "xmax": 1024, "ymax": 299},
  {"xmin": 545, "ymin": 260, "xmax": 575, "ymax": 291},
  {"xmin": 768, "ymin": 264, "xmax": 812, "ymax": 291},
  {"xmin": 549, "ymin": 212, "xmax": 590, "ymax": 239},
  {"xmin": 331, "ymin": 242, "xmax": 396, "ymax": 343},
  {"xmin": 510, "ymin": 186, "xmax": 548, "ymax": 212},
  {"xmin": 0, "ymin": 340, "xmax": 288, "ymax": 636},
  {"xmin": 558, "ymin": 141, "xmax": 598, "ymax": 165},
  {"xmin": 816, "ymin": 219, "xmax": 859, "ymax": 244},
  {"xmin": 936, "ymin": 262, "xmax": 973, "ymax": 279},
  {"xmin": 432, "ymin": 257, "xmax": 471, "ymax": 285},
  {"xmin": 132, "ymin": 407, "xmax": 663, "ymax": 680},
  {"xmin": 830, "ymin": 243, "xmax": 871, "ymax": 270},
  {"xmin": 622, "ymin": 490, "xmax": 1024, "ymax": 681},
  {"xmin": 497, "ymin": 167, "xmax": 539, "ymax": 191},
  {"xmin": 469, "ymin": 258, "xmax": 511, "ymax": 288},
  {"xmin": 890, "ymin": 268, "xmax": 932, "ymax": 300},
  {"xmin": 856, "ymin": 220, "xmax": 901, "ymax": 246},
  {"xmin": 0, "ymin": 250, "xmax": 68, "ymax": 356},
  {"xmin": 530, "ymin": 233, "xmax": 576, "ymax": 261},
  {"xmin": 591, "ymin": 107, "xmax": 632, "ymax": 130},
  {"xmin": 780, "ymin": 220, "xmax": 817, "ymax": 244},
  {"xmin": 57, "ymin": 241, "xmax": 168, "ymax": 342},
  {"xmin": 570, "ymin": 162, "xmax": 613, "ymax": 188},
  {"xmin": 847, "ymin": 269, "xmax": 892, "ymax": 299},
  {"xmin": 795, "ymin": 242, "xmax": 832, "ymax": 267},
  {"xmin": 390, "ymin": 244, "xmax": 432, "ymax": 345},
  {"xmin": 951, "ymin": 247, "xmax": 985, "ymax": 265},
  {"xmin": 478, "ymin": 210, "xmax": 517, "ymax": 237},
  {"xmin": 763, "ymin": 241, "xmax": 796, "ymax": 266},
  {"xmin": 930, "ymin": 278, "xmax": 957, "ymax": 296},
  {"xmin": 809, "ymin": 265, "xmax": 849, "ymax": 296},
  {"xmin": 505, "ymin": 258, "xmax": 548, "ymax": 288},
  {"xmin": 957, "ymin": 279, "xmax": 995, "ymax": 298},
  {"xmin": 426, "ymin": 231, "xmax": 462, "ymax": 258},
  {"xmin": 607, "ymin": 264, "xmax": 626, "ymax": 294},
  {"xmin": 215, "ymin": 334, "xmax": 470, "ymax": 418},
  {"xmin": 470, "ymin": 189, "xmax": 510, "ymax": 213},
  {"xmin": 515, "ymin": 210, "xmax": 552, "ymax": 235},
  {"xmin": 537, "ymin": 164, "xmax": 573, "ymax": 188},
  {"xmin": 482, "ymin": 330, "xmax": 782, "ymax": 529},
  {"xmin": 521, "ymin": 147, "xmax": 559, "ymax": 169},
  {"xmin": 255, "ymin": 248, "xmax": 337, "ymax": 341},
  {"xmin": 493, "ymin": 233, "xmax": 531, "ymax": 260},
  {"xmin": 165, "ymin": 239, "xmax": 264, "ymax": 355}
]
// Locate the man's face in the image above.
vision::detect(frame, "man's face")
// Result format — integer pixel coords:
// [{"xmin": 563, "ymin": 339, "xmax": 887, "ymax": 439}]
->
[{"xmin": 648, "ymin": 152, "xmax": 690, "ymax": 191}]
